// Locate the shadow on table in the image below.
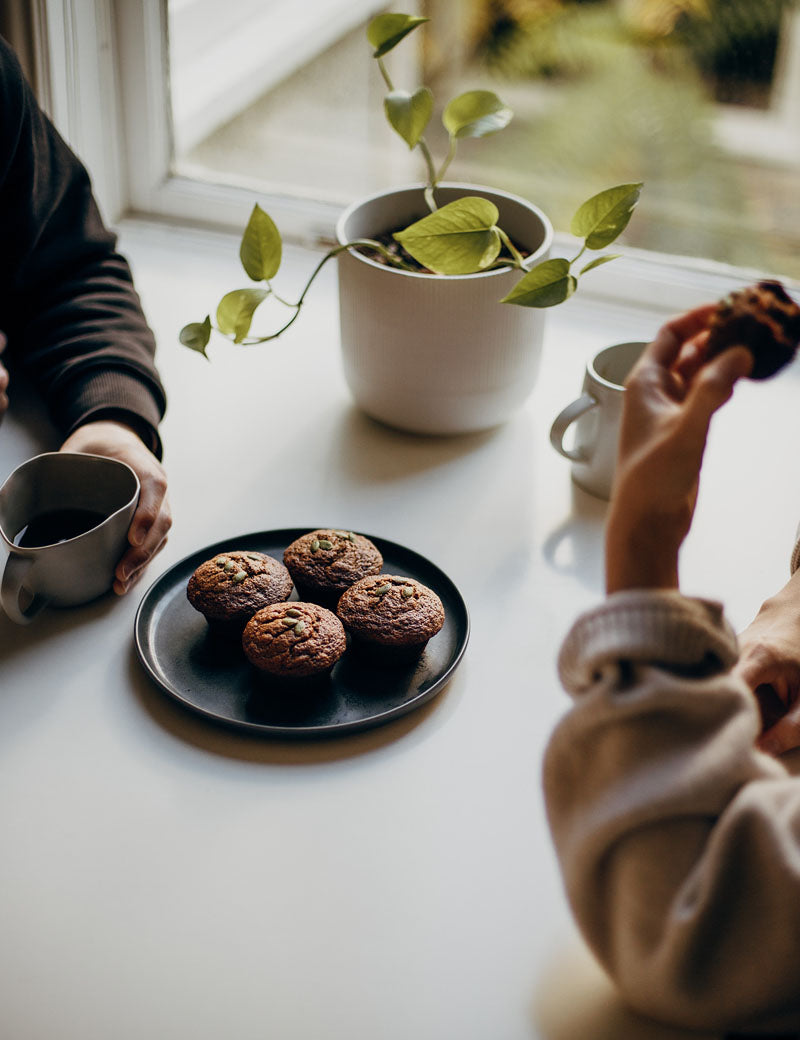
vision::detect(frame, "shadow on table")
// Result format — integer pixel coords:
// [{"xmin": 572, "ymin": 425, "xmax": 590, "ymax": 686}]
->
[
  {"xmin": 126, "ymin": 641, "xmax": 467, "ymax": 765},
  {"xmin": 541, "ymin": 482, "xmax": 608, "ymax": 592},
  {"xmin": 326, "ymin": 403, "xmax": 506, "ymax": 484},
  {"xmin": 0, "ymin": 590, "xmax": 127, "ymax": 663},
  {"xmin": 532, "ymin": 939, "xmax": 721, "ymax": 1040}
]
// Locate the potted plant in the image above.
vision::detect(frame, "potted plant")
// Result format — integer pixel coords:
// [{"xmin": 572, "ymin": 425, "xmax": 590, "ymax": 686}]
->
[{"xmin": 180, "ymin": 12, "xmax": 642, "ymax": 435}]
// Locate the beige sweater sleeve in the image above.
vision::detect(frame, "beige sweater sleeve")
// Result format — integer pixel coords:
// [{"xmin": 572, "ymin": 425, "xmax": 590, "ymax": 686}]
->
[{"xmin": 543, "ymin": 589, "xmax": 800, "ymax": 1034}]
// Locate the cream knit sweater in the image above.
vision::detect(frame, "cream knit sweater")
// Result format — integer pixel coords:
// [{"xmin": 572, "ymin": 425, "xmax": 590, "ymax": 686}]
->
[{"xmin": 544, "ymin": 589, "xmax": 800, "ymax": 1034}]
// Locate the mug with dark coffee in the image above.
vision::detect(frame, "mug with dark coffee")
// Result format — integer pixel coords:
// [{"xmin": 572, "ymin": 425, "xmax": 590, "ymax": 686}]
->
[{"xmin": 0, "ymin": 452, "xmax": 140, "ymax": 624}]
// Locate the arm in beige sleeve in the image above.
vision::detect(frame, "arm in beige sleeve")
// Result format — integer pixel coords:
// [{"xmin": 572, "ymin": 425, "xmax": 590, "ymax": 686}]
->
[{"xmin": 543, "ymin": 589, "xmax": 800, "ymax": 1034}]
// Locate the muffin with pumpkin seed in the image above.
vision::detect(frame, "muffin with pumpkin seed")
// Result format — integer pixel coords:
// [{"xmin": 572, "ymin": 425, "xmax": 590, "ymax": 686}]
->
[
  {"xmin": 242, "ymin": 601, "xmax": 346, "ymax": 687},
  {"xmin": 337, "ymin": 573, "xmax": 445, "ymax": 663},
  {"xmin": 186, "ymin": 550, "xmax": 293, "ymax": 636},
  {"xmin": 282, "ymin": 528, "xmax": 383, "ymax": 607}
]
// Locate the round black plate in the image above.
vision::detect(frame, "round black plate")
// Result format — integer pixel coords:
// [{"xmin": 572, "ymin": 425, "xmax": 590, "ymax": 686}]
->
[{"xmin": 134, "ymin": 528, "xmax": 469, "ymax": 738}]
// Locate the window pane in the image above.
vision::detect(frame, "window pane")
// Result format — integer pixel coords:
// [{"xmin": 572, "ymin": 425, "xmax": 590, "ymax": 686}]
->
[{"xmin": 168, "ymin": 0, "xmax": 800, "ymax": 280}]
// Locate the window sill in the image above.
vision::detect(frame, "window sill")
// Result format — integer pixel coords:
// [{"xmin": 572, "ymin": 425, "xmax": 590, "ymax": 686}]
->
[{"xmin": 119, "ymin": 214, "xmax": 798, "ymax": 340}]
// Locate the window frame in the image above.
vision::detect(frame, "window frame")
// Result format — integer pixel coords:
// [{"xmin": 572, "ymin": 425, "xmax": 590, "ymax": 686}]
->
[
  {"xmin": 33, "ymin": 0, "xmax": 800, "ymax": 310},
  {"xmin": 115, "ymin": 0, "xmax": 344, "ymax": 246}
]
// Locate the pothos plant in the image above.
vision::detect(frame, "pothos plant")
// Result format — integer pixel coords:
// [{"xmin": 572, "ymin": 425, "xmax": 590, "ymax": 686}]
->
[{"xmin": 180, "ymin": 12, "xmax": 642, "ymax": 358}]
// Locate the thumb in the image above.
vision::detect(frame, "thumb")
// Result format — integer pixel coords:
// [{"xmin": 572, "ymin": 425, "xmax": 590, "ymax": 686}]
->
[
  {"xmin": 735, "ymin": 650, "xmax": 775, "ymax": 692},
  {"xmin": 757, "ymin": 704, "xmax": 800, "ymax": 756}
]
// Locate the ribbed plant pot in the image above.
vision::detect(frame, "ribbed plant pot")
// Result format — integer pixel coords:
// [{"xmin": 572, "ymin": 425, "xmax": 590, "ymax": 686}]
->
[{"xmin": 335, "ymin": 183, "xmax": 553, "ymax": 435}]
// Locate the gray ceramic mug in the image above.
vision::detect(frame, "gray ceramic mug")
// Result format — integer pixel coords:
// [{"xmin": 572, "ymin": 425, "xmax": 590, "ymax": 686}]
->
[
  {"xmin": 550, "ymin": 341, "xmax": 648, "ymax": 500},
  {"xmin": 0, "ymin": 452, "xmax": 140, "ymax": 624}
]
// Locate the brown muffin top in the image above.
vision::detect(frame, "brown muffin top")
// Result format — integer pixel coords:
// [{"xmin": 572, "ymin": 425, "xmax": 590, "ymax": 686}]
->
[
  {"xmin": 187, "ymin": 550, "xmax": 293, "ymax": 624},
  {"xmin": 283, "ymin": 529, "xmax": 383, "ymax": 594},
  {"xmin": 242, "ymin": 602, "xmax": 346, "ymax": 677},
  {"xmin": 706, "ymin": 280, "xmax": 800, "ymax": 380},
  {"xmin": 337, "ymin": 574, "xmax": 445, "ymax": 648}
]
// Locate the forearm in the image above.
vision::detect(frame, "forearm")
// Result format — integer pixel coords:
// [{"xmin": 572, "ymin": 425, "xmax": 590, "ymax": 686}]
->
[
  {"xmin": 7, "ymin": 181, "xmax": 166, "ymax": 449},
  {"xmin": 545, "ymin": 592, "xmax": 800, "ymax": 1032},
  {"xmin": 605, "ymin": 504, "xmax": 682, "ymax": 593}
]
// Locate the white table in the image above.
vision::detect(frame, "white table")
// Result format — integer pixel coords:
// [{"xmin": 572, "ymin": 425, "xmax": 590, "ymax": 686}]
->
[{"xmin": 1, "ymin": 221, "xmax": 797, "ymax": 1040}]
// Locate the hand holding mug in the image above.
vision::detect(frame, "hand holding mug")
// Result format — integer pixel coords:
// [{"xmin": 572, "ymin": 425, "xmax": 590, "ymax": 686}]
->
[
  {"xmin": 0, "ymin": 451, "xmax": 140, "ymax": 623},
  {"xmin": 59, "ymin": 421, "xmax": 171, "ymax": 595}
]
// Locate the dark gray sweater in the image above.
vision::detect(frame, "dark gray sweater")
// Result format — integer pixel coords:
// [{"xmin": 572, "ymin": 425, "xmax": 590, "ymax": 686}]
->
[{"xmin": 0, "ymin": 35, "xmax": 166, "ymax": 457}]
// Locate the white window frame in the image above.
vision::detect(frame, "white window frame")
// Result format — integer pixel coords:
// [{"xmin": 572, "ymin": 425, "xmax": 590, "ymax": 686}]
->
[
  {"xmin": 31, "ymin": 0, "xmax": 800, "ymax": 311},
  {"xmin": 32, "ymin": 0, "xmax": 126, "ymax": 223}
]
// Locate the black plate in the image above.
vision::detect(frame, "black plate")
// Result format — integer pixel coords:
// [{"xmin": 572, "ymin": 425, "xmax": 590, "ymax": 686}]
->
[{"xmin": 134, "ymin": 528, "xmax": 469, "ymax": 738}]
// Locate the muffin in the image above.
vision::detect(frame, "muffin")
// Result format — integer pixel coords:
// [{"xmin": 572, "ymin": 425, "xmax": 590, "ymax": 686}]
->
[
  {"xmin": 337, "ymin": 574, "xmax": 445, "ymax": 663},
  {"xmin": 187, "ymin": 550, "xmax": 293, "ymax": 636},
  {"xmin": 242, "ymin": 602, "xmax": 346, "ymax": 686},
  {"xmin": 705, "ymin": 280, "xmax": 800, "ymax": 379},
  {"xmin": 283, "ymin": 529, "xmax": 383, "ymax": 607}
]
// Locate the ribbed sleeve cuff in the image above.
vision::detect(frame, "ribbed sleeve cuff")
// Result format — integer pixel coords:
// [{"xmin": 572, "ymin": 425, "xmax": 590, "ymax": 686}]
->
[
  {"xmin": 57, "ymin": 369, "xmax": 166, "ymax": 458},
  {"xmin": 558, "ymin": 590, "xmax": 739, "ymax": 694}
]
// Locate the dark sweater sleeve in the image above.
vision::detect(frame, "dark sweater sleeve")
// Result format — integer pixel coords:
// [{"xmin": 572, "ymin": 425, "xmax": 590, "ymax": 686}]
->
[{"xmin": 0, "ymin": 36, "xmax": 167, "ymax": 457}]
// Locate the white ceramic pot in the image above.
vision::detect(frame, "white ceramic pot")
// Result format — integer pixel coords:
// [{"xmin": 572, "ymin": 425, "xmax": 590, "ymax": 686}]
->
[{"xmin": 335, "ymin": 183, "xmax": 553, "ymax": 435}]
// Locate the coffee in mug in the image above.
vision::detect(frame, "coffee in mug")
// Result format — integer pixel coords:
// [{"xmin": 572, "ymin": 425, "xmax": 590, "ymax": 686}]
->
[{"xmin": 0, "ymin": 452, "xmax": 140, "ymax": 624}]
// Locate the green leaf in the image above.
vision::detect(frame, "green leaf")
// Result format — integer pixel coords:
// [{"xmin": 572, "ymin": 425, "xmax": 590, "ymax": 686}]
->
[
  {"xmin": 501, "ymin": 258, "xmax": 577, "ymax": 308},
  {"xmin": 179, "ymin": 316, "xmax": 211, "ymax": 358},
  {"xmin": 384, "ymin": 87, "xmax": 433, "ymax": 149},
  {"xmin": 367, "ymin": 13, "xmax": 428, "ymax": 57},
  {"xmin": 580, "ymin": 253, "xmax": 621, "ymax": 274},
  {"xmin": 393, "ymin": 197, "xmax": 502, "ymax": 274},
  {"xmin": 216, "ymin": 288, "xmax": 269, "ymax": 343},
  {"xmin": 239, "ymin": 204, "xmax": 282, "ymax": 281},
  {"xmin": 442, "ymin": 90, "xmax": 513, "ymax": 139},
  {"xmin": 570, "ymin": 183, "xmax": 643, "ymax": 250}
]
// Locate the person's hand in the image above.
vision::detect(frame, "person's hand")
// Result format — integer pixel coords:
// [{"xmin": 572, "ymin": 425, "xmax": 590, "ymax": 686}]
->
[
  {"xmin": 59, "ymin": 420, "xmax": 171, "ymax": 595},
  {"xmin": 736, "ymin": 568, "xmax": 800, "ymax": 755},
  {"xmin": 0, "ymin": 332, "xmax": 9, "ymax": 424},
  {"xmin": 606, "ymin": 305, "xmax": 753, "ymax": 593}
]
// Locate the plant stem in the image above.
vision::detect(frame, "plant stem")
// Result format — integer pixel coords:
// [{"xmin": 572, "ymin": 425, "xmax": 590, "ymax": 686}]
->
[
  {"xmin": 237, "ymin": 238, "xmax": 417, "ymax": 344},
  {"xmin": 377, "ymin": 56, "xmax": 394, "ymax": 91},
  {"xmin": 435, "ymin": 136, "xmax": 457, "ymax": 186},
  {"xmin": 377, "ymin": 53, "xmax": 436, "ymax": 211},
  {"xmin": 340, "ymin": 238, "xmax": 419, "ymax": 273},
  {"xmin": 495, "ymin": 227, "xmax": 527, "ymax": 269},
  {"xmin": 417, "ymin": 139, "xmax": 438, "ymax": 210},
  {"xmin": 268, "ymin": 284, "xmax": 293, "ymax": 307},
  {"xmin": 570, "ymin": 243, "xmax": 587, "ymax": 266},
  {"xmin": 239, "ymin": 308, "xmax": 303, "ymax": 344}
]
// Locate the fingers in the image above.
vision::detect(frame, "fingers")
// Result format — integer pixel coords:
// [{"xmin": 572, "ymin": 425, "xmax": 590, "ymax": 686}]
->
[
  {"xmin": 758, "ymin": 701, "xmax": 800, "ymax": 756},
  {"xmin": 680, "ymin": 345, "xmax": 752, "ymax": 439},
  {"xmin": 643, "ymin": 304, "xmax": 719, "ymax": 369},
  {"xmin": 754, "ymin": 683, "xmax": 787, "ymax": 732},
  {"xmin": 58, "ymin": 419, "xmax": 172, "ymax": 597},
  {"xmin": 0, "ymin": 360, "xmax": 8, "ymax": 422},
  {"xmin": 114, "ymin": 469, "xmax": 172, "ymax": 595},
  {"xmin": 129, "ymin": 461, "xmax": 170, "ymax": 549},
  {"xmin": 113, "ymin": 529, "xmax": 169, "ymax": 595}
]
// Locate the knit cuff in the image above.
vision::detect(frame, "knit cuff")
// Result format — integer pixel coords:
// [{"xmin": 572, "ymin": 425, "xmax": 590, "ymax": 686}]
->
[
  {"xmin": 56, "ymin": 368, "xmax": 166, "ymax": 459},
  {"xmin": 558, "ymin": 589, "xmax": 739, "ymax": 694}
]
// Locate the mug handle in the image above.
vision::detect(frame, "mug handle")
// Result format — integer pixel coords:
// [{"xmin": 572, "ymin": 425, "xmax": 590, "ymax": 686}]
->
[
  {"xmin": 549, "ymin": 393, "xmax": 599, "ymax": 462},
  {"xmin": 1, "ymin": 555, "xmax": 47, "ymax": 625}
]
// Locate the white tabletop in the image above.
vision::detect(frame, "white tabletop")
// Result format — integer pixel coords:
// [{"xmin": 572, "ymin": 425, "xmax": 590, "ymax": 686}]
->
[{"xmin": 1, "ymin": 221, "xmax": 797, "ymax": 1040}]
